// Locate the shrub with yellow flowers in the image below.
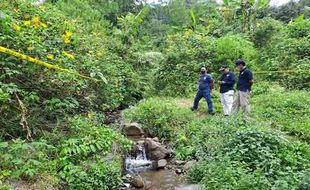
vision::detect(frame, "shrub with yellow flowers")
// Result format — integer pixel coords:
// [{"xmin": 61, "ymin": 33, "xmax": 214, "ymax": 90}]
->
[{"xmin": 63, "ymin": 31, "xmax": 73, "ymax": 44}]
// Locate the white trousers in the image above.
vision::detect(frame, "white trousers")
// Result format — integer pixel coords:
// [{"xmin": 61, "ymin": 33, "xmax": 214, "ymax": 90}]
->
[{"xmin": 220, "ymin": 90, "xmax": 234, "ymax": 116}]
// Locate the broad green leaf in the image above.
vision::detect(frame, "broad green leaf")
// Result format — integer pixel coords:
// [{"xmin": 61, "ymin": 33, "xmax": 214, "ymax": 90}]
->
[
  {"xmin": 90, "ymin": 144, "xmax": 97, "ymax": 152},
  {"xmin": 294, "ymin": 14, "xmax": 304, "ymax": 23},
  {"xmin": 189, "ymin": 10, "xmax": 196, "ymax": 27},
  {"xmin": 223, "ymin": 0, "xmax": 229, "ymax": 6}
]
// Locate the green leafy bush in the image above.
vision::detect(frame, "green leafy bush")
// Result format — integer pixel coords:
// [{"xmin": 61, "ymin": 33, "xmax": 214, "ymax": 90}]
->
[
  {"xmin": 59, "ymin": 158, "xmax": 122, "ymax": 190},
  {"xmin": 187, "ymin": 128, "xmax": 310, "ymax": 189},
  {"xmin": 253, "ymin": 90, "xmax": 310, "ymax": 141},
  {"xmin": 0, "ymin": 139, "xmax": 56, "ymax": 180},
  {"xmin": 59, "ymin": 116, "xmax": 132, "ymax": 163},
  {"xmin": 0, "ymin": 182, "xmax": 13, "ymax": 190},
  {"xmin": 153, "ymin": 32, "xmax": 217, "ymax": 96},
  {"xmin": 124, "ymin": 97, "xmax": 194, "ymax": 139},
  {"xmin": 224, "ymin": 130, "xmax": 283, "ymax": 171},
  {"xmin": 188, "ymin": 157, "xmax": 273, "ymax": 190},
  {"xmin": 261, "ymin": 22, "xmax": 310, "ymax": 90},
  {"xmin": 173, "ymin": 117, "xmax": 241, "ymax": 160},
  {"xmin": 216, "ymin": 34, "xmax": 258, "ymax": 66},
  {"xmin": 250, "ymin": 81, "xmax": 283, "ymax": 96},
  {"xmin": 288, "ymin": 19, "xmax": 310, "ymax": 38},
  {"xmin": 251, "ymin": 18, "xmax": 284, "ymax": 48},
  {"xmin": 56, "ymin": 115, "xmax": 132, "ymax": 189}
]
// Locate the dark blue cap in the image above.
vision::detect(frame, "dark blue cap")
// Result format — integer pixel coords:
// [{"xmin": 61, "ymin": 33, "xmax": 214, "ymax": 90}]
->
[
  {"xmin": 235, "ymin": 59, "xmax": 246, "ymax": 66},
  {"xmin": 219, "ymin": 65, "xmax": 228, "ymax": 71}
]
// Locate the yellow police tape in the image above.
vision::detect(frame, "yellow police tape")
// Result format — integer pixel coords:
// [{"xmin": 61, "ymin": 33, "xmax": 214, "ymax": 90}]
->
[
  {"xmin": 253, "ymin": 70, "xmax": 310, "ymax": 85},
  {"xmin": 1, "ymin": 45, "xmax": 308, "ymax": 81},
  {"xmin": 253, "ymin": 70, "xmax": 309, "ymax": 74},
  {"xmin": 0, "ymin": 46, "xmax": 98, "ymax": 82}
]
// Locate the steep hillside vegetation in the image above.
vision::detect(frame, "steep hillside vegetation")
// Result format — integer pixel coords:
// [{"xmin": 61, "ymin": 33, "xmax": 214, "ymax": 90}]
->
[{"xmin": 0, "ymin": 0, "xmax": 309, "ymax": 189}]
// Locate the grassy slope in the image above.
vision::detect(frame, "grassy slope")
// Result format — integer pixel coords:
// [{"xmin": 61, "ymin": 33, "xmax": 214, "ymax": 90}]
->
[
  {"xmin": 124, "ymin": 83, "xmax": 310, "ymax": 189},
  {"xmin": 174, "ymin": 83, "xmax": 310, "ymax": 142}
]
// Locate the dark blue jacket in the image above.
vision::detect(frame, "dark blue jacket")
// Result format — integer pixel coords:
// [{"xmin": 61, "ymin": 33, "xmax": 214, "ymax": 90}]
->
[
  {"xmin": 220, "ymin": 71, "xmax": 235, "ymax": 93},
  {"xmin": 198, "ymin": 74, "xmax": 213, "ymax": 91},
  {"xmin": 237, "ymin": 67, "xmax": 253, "ymax": 92}
]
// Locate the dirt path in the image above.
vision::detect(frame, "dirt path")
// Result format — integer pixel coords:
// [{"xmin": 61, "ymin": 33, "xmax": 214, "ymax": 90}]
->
[{"xmin": 174, "ymin": 98, "xmax": 209, "ymax": 118}]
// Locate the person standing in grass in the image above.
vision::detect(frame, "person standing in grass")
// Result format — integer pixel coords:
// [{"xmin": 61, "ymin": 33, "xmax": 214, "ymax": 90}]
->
[
  {"xmin": 219, "ymin": 65, "xmax": 235, "ymax": 116},
  {"xmin": 232, "ymin": 59, "xmax": 253, "ymax": 117},
  {"xmin": 191, "ymin": 67, "xmax": 215, "ymax": 115}
]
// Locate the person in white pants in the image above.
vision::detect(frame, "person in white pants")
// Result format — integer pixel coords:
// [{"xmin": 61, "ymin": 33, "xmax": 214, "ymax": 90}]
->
[{"xmin": 219, "ymin": 65, "xmax": 235, "ymax": 116}]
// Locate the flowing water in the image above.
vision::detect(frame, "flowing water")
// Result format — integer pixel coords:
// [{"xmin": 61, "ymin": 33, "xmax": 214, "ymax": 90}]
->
[
  {"xmin": 125, "ymin": 142, "xmax": 153, "ymax": 173},
  {"xmin": 125, "ymin": 142, "xmax": 202, "ymax": 190}
]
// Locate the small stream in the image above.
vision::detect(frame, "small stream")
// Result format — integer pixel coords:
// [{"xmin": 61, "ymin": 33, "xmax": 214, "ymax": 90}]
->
[
  {"xmin": 124, "ymin": 141, "xmax": 202, "ymax": 190},
  {"xmin": 136, "ymin": 170, "xmax": 202, "ymax": 190},
  {"xmin": 125, "ymin": 142, "xmax": 153, "ymax": 173}
]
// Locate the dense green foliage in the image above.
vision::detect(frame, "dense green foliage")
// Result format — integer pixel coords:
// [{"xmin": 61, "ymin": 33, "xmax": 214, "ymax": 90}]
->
[
  {"xmin": 0, "ymin": 115, "xmax": 132, "ymax": 189},
  {"xmin": 269, "ymin": 0, "xmax": 310, "ymax": 23},
  {"xmin": 0, "ymin": 0, "xmax": 309, "ymax": 189}
]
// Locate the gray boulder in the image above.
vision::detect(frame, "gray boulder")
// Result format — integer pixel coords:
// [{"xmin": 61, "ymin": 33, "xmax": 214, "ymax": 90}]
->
[
  {"xmin": 183, "ymin": 160, "xmax": 197, "ymax": 172},
  {"xmin": 175, "ymin": 160, "xmax": 186, "ymax": 165},
  {"xmin": 144, "ymin": 138, "xmax": 170, "ymax": 160},
  {"xmin": 123, "ymin": 123, "xmax": 144, "ymax": 137},
  {"xmin": 155, "ymin": 159, "xmax": 167, "ymax": 169},
  {"xmin": 175, "ymin": 168, "xmax": 183, "ymax": 174},
  {"xmin": 131, "ymin": 175, "xmax": 144, "ymax": 188},
  {"xmin": 152, "ymin": 137, "xmax": 159, "ymax": 142}
]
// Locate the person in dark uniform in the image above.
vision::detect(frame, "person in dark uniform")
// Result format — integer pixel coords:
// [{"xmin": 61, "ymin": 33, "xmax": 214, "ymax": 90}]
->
[
  {"xmin": 232, "ymin": 59, "xmax": 253, "ymax": 117},
  {"xmin": 219, "ymin": 65, "xmax": 235, "ymax": 116},
  {"xmin": 191, "ymin": 67, "xmax": 214, "ymax": 115}
]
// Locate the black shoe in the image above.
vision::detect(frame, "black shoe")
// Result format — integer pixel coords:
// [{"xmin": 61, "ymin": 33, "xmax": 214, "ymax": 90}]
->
[
  {"xmin": 209, "ymin": 112, "xmax": 215, "ymax": 115},
  {"xmin": 191, "ymin": 107, "xmax": 197, "ymax": 111}
]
